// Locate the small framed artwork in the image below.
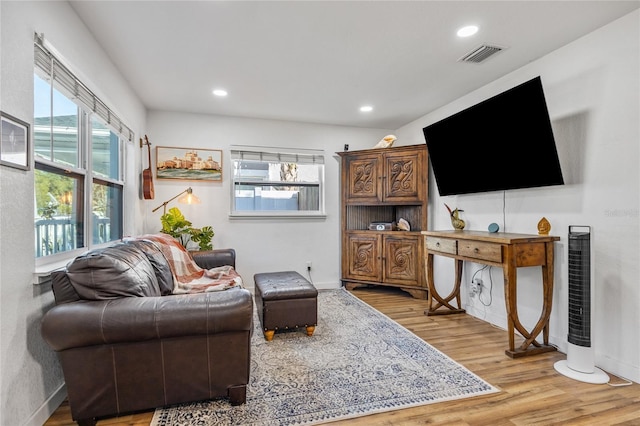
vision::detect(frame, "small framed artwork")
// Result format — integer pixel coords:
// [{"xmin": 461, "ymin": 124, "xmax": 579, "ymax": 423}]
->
[
  {"xmin": 156, "ymin": 146, "xmax": 223, "ymax": 182},
  {"xmin": 0, "ymin": 111, "xmax": 30, "ymax": 170}
]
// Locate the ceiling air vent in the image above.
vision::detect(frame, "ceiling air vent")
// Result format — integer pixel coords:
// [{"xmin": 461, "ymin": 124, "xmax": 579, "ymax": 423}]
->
[{"xmin": 458, "ymin": 44, "xmax": 506, "ymax": 63}]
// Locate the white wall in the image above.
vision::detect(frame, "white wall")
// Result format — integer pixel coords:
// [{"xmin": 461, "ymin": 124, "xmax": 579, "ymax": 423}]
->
[
  {"xmin": 396, "ymin": 10, "xmax": 639, "ymax": 383},
  {"xmin": 0, "ymin": 2, "xmax": 146, "ymax": 425},
  {"xmin": 145, "ymin": 111, "xmax": 392, "ymax": 290}
]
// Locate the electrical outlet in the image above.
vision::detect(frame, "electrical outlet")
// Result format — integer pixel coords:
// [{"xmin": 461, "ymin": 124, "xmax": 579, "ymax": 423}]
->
[
  {"xmin": 306, "ymin": 261, "xmax": 312, "ymax": 271},
  {"xmin": 471, "ymin": 278, "xmax": 482, "ymax": 296}
]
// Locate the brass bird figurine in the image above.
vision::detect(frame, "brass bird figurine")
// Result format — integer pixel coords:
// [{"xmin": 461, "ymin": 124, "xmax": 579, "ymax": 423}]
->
[{"xmin": 445, "ymin": 203, "xmax": 465, "ymax": 230}]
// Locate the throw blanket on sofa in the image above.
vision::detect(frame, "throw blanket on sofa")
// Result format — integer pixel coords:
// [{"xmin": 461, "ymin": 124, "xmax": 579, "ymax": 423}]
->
[{"xmin": 131, "ymin": 234, "xmax": 242, "ymax": 294}]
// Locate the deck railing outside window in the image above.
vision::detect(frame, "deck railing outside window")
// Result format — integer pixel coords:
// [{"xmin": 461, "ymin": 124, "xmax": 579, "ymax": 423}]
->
[{"xmin": 35, "ymin": 216, "xmax": 112, "ymax": 257}]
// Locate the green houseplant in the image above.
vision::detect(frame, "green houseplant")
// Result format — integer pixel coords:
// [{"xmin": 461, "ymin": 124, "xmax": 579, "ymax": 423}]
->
[
  {"xmin": 160, "ymin": 207, "xmax": 214, "ymax": 251},
  {"xmin": 189, "ymin": 226, "xmax": 215, "ymax": 251}
]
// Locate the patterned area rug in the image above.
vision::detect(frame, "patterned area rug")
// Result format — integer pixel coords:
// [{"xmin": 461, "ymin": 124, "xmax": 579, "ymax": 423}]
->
[{"xmin": 152, "ymin": 289, "xmax": 498, "ymax": 425}]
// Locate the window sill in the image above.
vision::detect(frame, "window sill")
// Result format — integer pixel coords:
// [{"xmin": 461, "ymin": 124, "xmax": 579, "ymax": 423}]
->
[
  {"xmin": 33, "ymin": 257, "xmax": 71, "ymax": 285},
  {"xmin": 229, "ymin": 212, "xmax": 327, "ymax": 220}
]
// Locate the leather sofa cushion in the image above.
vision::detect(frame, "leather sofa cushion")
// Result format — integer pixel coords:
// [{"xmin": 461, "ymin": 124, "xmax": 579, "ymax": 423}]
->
[
  {"xmin": 191, "ymin": 249, "xmax": 236, "ymax": 269},
  {"xmin": 51, "ymin": 270, "xmax": 81, "ymax": 304},
  {"xmin": 41, "ymin": 287, "xmax": 254, "ymax": 350},
  {"xmin": 125, "ymin": 239, "xmax": 174, "ymax": 295},
  {"xmin": 66, "ymin": 242, "xmax": 161, "ymax": 300}
]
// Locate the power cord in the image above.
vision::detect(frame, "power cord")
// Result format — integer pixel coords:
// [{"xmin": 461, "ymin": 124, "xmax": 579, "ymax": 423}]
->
[
  {"xmin": 470, "ymin": 265, "xmax": 487, "ymax": 283},
  {"xmin": 502, "ymin": 190, "xmax": 506, "ymax": 232},
  {"xmin": 470, "ymin": 265, "xmax": 493, "ymax": 306},
  {"xmin": 607, "ymin": 376, "xmax": 633, "ymax": 387},
  {"xmin": 478, "ymin": 266, "xmax": 493, "ymax": 306}
]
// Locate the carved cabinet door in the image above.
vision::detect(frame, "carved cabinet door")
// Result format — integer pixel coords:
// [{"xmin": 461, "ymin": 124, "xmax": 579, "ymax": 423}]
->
[
  {"xmin": 382, "ymin": 149, "xmax": 425, "ymax": 203},
  {"xmin": 345, "ymin": 232, "xmax": 382, "ymax": 281},
  {"xmin": 344, "ymin": 153, "xmax": 381, "ymax": 203},
  {"xmin": 383, "ymin": 234, "xmax": 422, "ymax": 285}
]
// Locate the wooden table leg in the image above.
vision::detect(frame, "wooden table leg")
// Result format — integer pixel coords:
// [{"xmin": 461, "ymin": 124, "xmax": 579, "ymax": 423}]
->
[
  {"xmin": 504, "ymin": 242, "xmax": 557, "ymax": 358},
  {"xmin": 425, "ymin": 255, "xmax": 466, "ymax": 316},
  {"xmin": 503, "ymin": 245, "xmax": 517, "ymax": 353}
]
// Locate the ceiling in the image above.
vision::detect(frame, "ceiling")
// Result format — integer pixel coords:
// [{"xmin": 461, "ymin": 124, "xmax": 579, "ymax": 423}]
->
[{"xmin": 69, "ymin": 1, "xmax": 639, "ymax": 130}]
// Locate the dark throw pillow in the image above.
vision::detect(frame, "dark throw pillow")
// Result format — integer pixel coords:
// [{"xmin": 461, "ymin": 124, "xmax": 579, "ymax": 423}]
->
[{"xmin": 66, "ymin": 242, "xmax": 161, "ymax": 300}]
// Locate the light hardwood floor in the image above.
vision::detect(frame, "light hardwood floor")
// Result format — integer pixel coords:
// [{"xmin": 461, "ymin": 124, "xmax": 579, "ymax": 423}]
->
[{"xmin": 45, "ymin": 286, "xmax": 640, "ymax": 426}]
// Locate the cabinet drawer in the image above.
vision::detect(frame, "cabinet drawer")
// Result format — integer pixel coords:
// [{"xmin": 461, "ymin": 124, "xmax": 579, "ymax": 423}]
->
[
  {"xmin": 426, "ymin": 237, "xmax": 457, "ymax": 255},
  {"xmin": 458, "ymin": 241, "xmax": 502, "ymax": 263}
]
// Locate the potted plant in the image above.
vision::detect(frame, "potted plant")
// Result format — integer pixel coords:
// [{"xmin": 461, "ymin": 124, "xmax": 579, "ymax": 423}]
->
[
  {"xmin": 189, "ymin": 226, "xmax": 214, "ymax": 251},
  {"xmin": 160, "ymin": 207, "xmax": 214, "ymax": 251}
]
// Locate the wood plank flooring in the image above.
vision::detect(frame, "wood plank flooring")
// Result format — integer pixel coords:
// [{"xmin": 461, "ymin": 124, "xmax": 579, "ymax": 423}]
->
[{"xmin": 44, "ymin": 286, "xmax": 639, "ymax": 426}]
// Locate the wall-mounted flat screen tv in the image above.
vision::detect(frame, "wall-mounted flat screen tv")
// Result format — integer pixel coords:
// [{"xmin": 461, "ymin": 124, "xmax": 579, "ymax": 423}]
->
[{"xmin": 422, "ymin": 76, "xmax": 564, "ymax": 196}]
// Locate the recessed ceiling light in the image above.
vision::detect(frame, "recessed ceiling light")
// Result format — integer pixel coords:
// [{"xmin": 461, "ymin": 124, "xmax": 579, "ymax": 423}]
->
[
  {"xmin": 360, "ymin": 106, "xmax": 373, "ymax": 112},
  {"xmin": 212, "ymin": 89, "xmax": 228, "ymax": 97},
  {"xmin": 457, "ymin": 25, "xmax": 478, "ymax": 38}
]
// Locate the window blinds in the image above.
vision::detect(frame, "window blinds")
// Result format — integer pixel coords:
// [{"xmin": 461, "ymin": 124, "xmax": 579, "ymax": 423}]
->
[
  {"xmin": 34, "ymin": 33, "xmax": 134, "ymax": 142},
  {"xmin": 230, "ymin": 146, "xmax": 324, "ymax": 165}
]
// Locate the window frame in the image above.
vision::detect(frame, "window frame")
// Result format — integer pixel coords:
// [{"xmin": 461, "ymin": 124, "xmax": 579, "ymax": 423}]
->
[
  {"xmin": 34, "ymin": 35, "xmax": 130, "ymax": 267},
  {"xmin": 229, "ymin": 146, "xmax": 326, "ymax": 219},
  {"xmin": 34, "ymin": 159, "xmax": 86, "ymax": 262}
]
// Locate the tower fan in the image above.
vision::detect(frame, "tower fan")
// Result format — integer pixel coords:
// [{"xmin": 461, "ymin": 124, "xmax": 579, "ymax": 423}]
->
[{"xmin": 554, "ymin": 226, "xmax": 609, "ymax": 384}]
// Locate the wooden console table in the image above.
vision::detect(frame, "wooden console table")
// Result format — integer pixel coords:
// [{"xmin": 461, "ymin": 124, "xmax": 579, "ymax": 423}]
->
[{"xmin": 422, "ymin": 230, "xmax": 560, "ymax": 358}]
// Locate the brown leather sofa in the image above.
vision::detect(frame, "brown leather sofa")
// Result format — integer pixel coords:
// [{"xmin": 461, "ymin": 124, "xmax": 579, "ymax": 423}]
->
[{"xmin": 41, "ymin": 239, "xmax": 253, "ymax": 426}]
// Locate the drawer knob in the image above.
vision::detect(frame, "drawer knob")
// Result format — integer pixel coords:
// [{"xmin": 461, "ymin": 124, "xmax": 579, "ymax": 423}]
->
[
  {"xmin": 436, "ymin": 242, "xmax": 440, "ymax": 247},
  {"xmin": 474, "ymin": 248, "xmax": 479, "ymax": 253}
]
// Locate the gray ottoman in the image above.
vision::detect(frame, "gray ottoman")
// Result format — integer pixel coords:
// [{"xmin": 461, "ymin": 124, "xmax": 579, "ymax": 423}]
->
[{"xmin": 254, "ymin": 271, "xmax": 318, "ymax": 341}]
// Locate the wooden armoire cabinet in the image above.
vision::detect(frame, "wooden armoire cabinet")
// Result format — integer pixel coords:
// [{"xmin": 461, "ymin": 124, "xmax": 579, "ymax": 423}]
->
[{"xmin": 337, "ymin": 144, "xmax": 428, "ymax": 299}]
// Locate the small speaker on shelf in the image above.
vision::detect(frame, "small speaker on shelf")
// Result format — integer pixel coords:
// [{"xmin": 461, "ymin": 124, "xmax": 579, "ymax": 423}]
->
[{"xmin": 369, "ymin": 221, "xmax": 396, "ymax": 231}]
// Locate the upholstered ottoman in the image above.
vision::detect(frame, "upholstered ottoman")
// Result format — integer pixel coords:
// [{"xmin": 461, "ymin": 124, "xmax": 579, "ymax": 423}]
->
[{"xmin": 254, "ymin": 271, "xmax": 318, "ymax": 341}]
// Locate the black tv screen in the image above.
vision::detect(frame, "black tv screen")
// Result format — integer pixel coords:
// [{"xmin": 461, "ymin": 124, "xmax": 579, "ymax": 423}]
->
[{"xmin": 422, "ymin": 76, "xmax": 564, "ymax": 196}]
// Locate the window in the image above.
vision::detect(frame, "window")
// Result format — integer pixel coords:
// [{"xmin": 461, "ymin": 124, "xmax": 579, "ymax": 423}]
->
[
  {"xmin": 34, "ymin": 35, "xmax": 131, "ymax": 260},
  {"xmin": 230, "ymin": 146, "xmax": 325, "ymax": 217}
]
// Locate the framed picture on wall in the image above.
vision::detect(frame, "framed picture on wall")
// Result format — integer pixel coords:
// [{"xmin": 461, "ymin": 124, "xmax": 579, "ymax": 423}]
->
[
  {"xmin": 0, "ymin": 112, "xmax": 30, "ymax": 170},
  {"xmin": 156, "ymin": 146, "xmax": 223, "ymax": 182}
]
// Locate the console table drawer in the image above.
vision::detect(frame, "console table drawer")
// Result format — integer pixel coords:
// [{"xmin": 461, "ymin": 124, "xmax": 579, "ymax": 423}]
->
[
  {"xmin": 426, "ymin": 237, "xmax": 457, "ymax": 255},
  {"xmin": 458, "ymin": 241, "xmax": 502, "ymax": 263}
]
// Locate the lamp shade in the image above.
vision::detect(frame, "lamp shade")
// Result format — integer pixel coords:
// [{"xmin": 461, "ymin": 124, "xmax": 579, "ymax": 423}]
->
[
  {"xmin": 178, "ymin": 191, "xmax": 201, "ymax": 205},
  {"xmin": 151, "ymin": 187, "xmax": 201, "ymax": 214}
]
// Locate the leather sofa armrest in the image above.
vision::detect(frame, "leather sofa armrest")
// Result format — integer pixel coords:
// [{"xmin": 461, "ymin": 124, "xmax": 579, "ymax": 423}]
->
[
  {"xmin": 41, "ymin": 287, "xmax": 252, "ymax": 352},
  {"xmin": 192, "ymin": 248, "xmax": 236, "ymax": 269}
]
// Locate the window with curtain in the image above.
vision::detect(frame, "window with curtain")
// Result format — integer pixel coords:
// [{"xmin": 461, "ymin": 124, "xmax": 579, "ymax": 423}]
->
[
  {"xmin": 230, "ymin": 146, "xmax": 325, "ymax": 217},
  {"xmin": 34, "ymin": 34, "xmax": 130, "ymax": 260}
]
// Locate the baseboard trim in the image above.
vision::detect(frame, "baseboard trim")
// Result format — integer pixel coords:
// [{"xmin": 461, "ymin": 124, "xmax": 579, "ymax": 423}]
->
[{"xmin": 24, "ymin": 383, "xmax": 67, "ymax": 426}]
